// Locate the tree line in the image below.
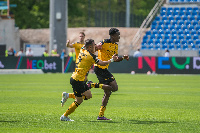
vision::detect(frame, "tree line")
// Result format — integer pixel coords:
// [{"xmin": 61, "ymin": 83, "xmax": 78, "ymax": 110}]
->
[{"xmin": 7, "ymin": 0, "xmax": 157, "ymax": 29}]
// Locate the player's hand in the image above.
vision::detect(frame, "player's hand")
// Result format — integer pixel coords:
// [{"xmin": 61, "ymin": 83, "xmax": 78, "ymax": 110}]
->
[
  {"xmin": 123, "ymin": 55, "xmax": 129, "ymax": 61},
  {"xmin": 66, "ymin": 40, "xmax": 70, "ymax": 46},
  {"xmin": 112, "ymin": 54, "xmax": 118, "ymax": 61}
]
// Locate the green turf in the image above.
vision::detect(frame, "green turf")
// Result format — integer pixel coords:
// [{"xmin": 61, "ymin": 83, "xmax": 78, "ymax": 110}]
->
[{"xmin": 0, "ymin": 73, "xmax": 200, "ymax": 133}]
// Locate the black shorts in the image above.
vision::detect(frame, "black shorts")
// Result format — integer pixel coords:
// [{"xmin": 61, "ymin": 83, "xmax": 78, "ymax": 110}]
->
[
  {"xmin": 70, "ymin": 77, "xmax": 89, "ymax": 97},
  {"xmin": 94, "ymin": 66, "xmax": 115, "ymax": 85}
]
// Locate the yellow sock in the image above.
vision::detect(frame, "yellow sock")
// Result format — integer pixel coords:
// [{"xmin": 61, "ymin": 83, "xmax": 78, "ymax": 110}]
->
[
  {"xmin": 91, "ymin": 83, "xmax": 103, "ymax": 88},
  {"xmin": 69, "ymin": 93, "xmax": 75, "ymax": 99},
  {"xmin": 64, "ymin": 101, "xmax": 79, "ymax": 117},
  {"xmin": 99, "ymin": 106, "xmax": 106, "ymax": 117}
]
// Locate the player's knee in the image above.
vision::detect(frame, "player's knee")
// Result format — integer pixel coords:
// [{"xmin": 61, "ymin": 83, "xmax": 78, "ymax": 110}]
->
[
  {"xmin": 87, "ymin": 94, "xmax": 92, "ymax": 99},
  {"xmin": 112, "ymin": 85, "xmax": 118, "ymax": 92}
]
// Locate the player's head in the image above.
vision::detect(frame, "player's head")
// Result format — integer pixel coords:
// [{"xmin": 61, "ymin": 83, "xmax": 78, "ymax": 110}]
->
[
  {"xmin": 79, "ymin": 32, "xmax": 85, "ymax": 43},
  {"xmin": 109, "ymin": 28, "xmax": 120, "ymax": 42},
  {"xmin": 85, "ymin": 39, "xmax": 95, "ymax": 53}
]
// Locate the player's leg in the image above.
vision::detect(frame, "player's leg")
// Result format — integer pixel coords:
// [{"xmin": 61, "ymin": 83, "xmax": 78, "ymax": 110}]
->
[{"xmin": 61, "ymin": 78, "xmax": 84, "ymax": 121}]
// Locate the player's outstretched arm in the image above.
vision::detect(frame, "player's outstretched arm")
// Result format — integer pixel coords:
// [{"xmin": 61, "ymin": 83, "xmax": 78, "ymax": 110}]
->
[
  {"xmin": 114, "ymin": 55, "xmax": 129, "ymax": 62},
  {"xmin": 66, "ymin": 40, "xmax": 74, "ymax": 48},
  {"xmin": 97, "ymin": 54, "xmax": 118, "ymax": 66}
]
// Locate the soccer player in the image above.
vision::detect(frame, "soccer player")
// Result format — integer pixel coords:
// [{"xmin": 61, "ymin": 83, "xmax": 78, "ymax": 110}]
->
[
  {"xmin": 66, "ymin": 32, "xmax": 85, "ymax": 67},
  {"xmin": 89, "ymin": 28, "xmax": 129, "ymax": 120},
  {"xmin": 60, "ymin": 39, "xmax": 118, "ymax": 121}
]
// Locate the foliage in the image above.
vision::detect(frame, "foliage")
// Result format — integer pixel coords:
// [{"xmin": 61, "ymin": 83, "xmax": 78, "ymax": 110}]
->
[
  {"xmin": 0, "ymin": 73, "xmax": 200, "ymax": 132},
  {"xmin": 7, "ymin": 0, "xmax": 157, "ymax": 28}
]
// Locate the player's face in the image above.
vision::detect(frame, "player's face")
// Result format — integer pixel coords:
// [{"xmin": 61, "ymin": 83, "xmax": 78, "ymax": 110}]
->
[
  {"xmin": 112, "ymin": 32, "xmax": 120, "ymax": 42},
  {"xmin": 79, "ymin": 34, "xmax": 85, "ymax": 42},
  {"xmin": 90, "ymin": 42, "xmax": 96, "ymax": 54}
]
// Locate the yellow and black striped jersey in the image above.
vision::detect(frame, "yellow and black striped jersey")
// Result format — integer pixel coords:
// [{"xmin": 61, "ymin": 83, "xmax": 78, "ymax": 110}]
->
[
  {"xmin": 71, "ymin": 47, "xmax": 99, "ymax": 81},
  {"xmin": 72, "ymin": 42, "xmax": 84, "ymax": 63},
  {"xmin": 95, "ymin": 39, "xmax": 118, "ymax": 69}
]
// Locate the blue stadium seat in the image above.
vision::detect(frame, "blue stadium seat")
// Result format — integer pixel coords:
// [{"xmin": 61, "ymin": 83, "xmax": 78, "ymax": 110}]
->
[
  {"xmin": 152, "ymin": 20, "xmax": 157, "ymax": 26},
  {"xmin": 168, "ymin": 39, "xmax": 174, "ymax": 45},
  {"xmin": 196, "ymin": 39, "xmax": 200, "ymax": 45},
  {"xmin": 163, "ymin": 25, "xmax": 169, "ymax": 30},
  {"xmin": 160, "ymin": 12, "xmax": 166, "ymax": 16},
  {"xmin": 158, "ymin": 30, "xmax": 164, "ymax": 35},
  {"xmin": 193, "ymin": 7, "xmax": 199, "ymax": 12},
  {"xmin": 181, "ymin": 39, "xmax": 187, "ymax": 45},
  {"xmin": 161, "ymin": 7, "xmax": 167, "ymax": 13},
  {"xmin": 190, "ymin": 30, "xmax": 197, "ymax": 35},
  {"xmin": 157, "ymin": 34, "xmax": 163, "ymax": 39},
  {"xmin": 143, "ymin": 35, "xmax": 148, "ymax": 40},
  {"xmin": 191, "ymin": 44, "xmax": 197, "ymax": 50},
  {"xmin": 174, "ymin": 7, "xmax": 180, "ymax": 13},
  {"xmin": 184, "ymin": 30, "xmax": 190, "ymax": 35},
  {"xmin": 146, "ymin": 31, "xmax": 151, "ymax": 36},
  {"xmin": 171, "ymin": 21, "xmax": 178, "ymax": 25},
  {"xmin": 152, "ymin": 30, "xmax": 158, "ymax": 35},
  {"xmin": 189, "ymin": 16, "xmax": 195, "ymax": 21},
  {"xmin": 150, "ymin": 35, "xmax": 156, "ymax": 40},
  {"xmin": 182, "ymin": 44, "xmax": 189, "ymax": 50},
  {"xmin": 182, "ymin": 16, "xmax": 188, "ymax": 21},
  {"xmin": 176, "ymin": 25, "xmax": 182, "ymax": 31},
  {"xmin": 176, "ymin": 44, "xmax": 182, "ymax": 50},
  {"xmin": 155, "ymin": 16, "xmax": 160, "ymax": 21},
  {"xmin": 162, "ymin": 16, "xmax": 168, "ymax": 21},
  {"xmin": 148, "ymin": 40, "xmax": 154, "ymax": 45},
  {"xmin": 170, "ymin": 25, "xmax": 176, "ymax": 31},
  {"xmin": 197, "ymin": 16, "xmax": 200, "ymax": 21},
  {"xmin": 148, "ymin": 43, "xmax": 154, "ymax": 50},
  {"xmin": 187, "ymin": 7, "xmax": 193, "ymax": 12},
  {"xmin": 178, "ymin": 20, "xmax": 184, "ymax": 25},
  {"xmin": 169, "ymin": 43, "xmax": 175, "ymax": 50},
  {"xmin": 171, "ymin": 34, "xmax": 177, "ymax": 40},
  {"xmin": 186, "ymin": 11, "xmax": 191, "ymax": 16},
  {"xmin": 192, "ymin": 11, "xmax": 198, "ymax": 16},
  {"xmin": 195, "ymin": 25, "xmax": 200, "ymax": 31},
  {"xmin": 193, "ymin": 34, "xmax": 199, "ymax": 40},
  {"xmin": 161, "ymin": 44, "xmax": 168, "ymax": 50},
  {"xmin": 185, "ymin": 35, "xmax": 192, "ymax": 40},
  {"xmin": 180, "ymin": 7, "xmax": 186, "ymax": 12},
  {"xmin": 179, "ymin": 11, "xmax": 186, "ymax": 17},
  {"xmin": 158, "ymin": 21, "xmax": 164, "ymax": 26},
  {"xmin": 164, "ymin": 20, "xmax": 170, "ymax": 25},
  {"xmin": 156, "ymin": 25, "xmax": 163, "ymax": 30},
  {"xmin": 141, "ymin": 45, "xmax": 147, "ymax": 49},
  {"xmin": 164, "ymin": 35, "xmax": 170, "ymax": 40},
  {"xmin": 188, "ymin": 39, "xmax": 194, "ymax": 46},
  {"xmin": 179, "ymin": 35, "xmax": 184, "ymax": 40},
  {"xmin": 165, "ymin": 30, "xmax": 171, "ymax": 34},
  {"xmin": 151, "ymin": 25, "xmax": 156, "ymax": 30},
  {"xmin": 189, "ymin": 25, "xmax": 195, "ymax": 31},
  {"xmin": 166, "ymin": 12, "xmax": 173, "ymax": 16},
  {"xmin": 182, "ymin": 25, "xmax": 188, "ymax": 31},
  {"xmin": 175, "ymin": 16, "xmax": 182, "ymax": 21},
  {"xmin": 174, "ymin": 39, "xmax": 181, "ymax": 45},
  {"xmin": 185, "ymin": 21, "xmax": 191, "ymax": 26},
  {"xmin": 192, "ymin": 20, "xmax": 198, "ymax": 26},
  {"xmin": 178, "ymin": 30, "xmax": 184, "ymax": 35},
  {"xmin": 169, "ymin": 16, "xmax": 174, "ymax": 21},
  {"xmin": 197, "ymin": 30, "xmax": 200, "ymax": 36},
  {"xmin": 173, "ymin": 11, "xmax": 179, "ymax": 17}
]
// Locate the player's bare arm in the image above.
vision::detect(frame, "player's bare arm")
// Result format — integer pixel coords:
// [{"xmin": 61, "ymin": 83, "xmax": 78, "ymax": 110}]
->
[
  {"xmin": 66, "ymin": 40, "xmax": 74, "ymax": 48},
  {"xmin": 97, "ymin": 54, "xmax": 118, "ymax": 66}
]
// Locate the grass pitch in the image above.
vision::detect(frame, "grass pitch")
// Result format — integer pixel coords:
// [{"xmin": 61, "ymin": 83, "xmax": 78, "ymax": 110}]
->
[{"xmin": 0, "ymin": 73, "xmax": 200, "ymax": 133}]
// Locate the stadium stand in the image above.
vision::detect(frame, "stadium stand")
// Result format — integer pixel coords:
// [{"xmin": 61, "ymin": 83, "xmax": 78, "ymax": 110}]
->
[{"xmin": 141, "ymin": 0, "xmax": 200, "ymax": 56}]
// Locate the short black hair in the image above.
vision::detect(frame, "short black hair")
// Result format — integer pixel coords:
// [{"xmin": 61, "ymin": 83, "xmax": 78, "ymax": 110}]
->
[
  {"xmin": 85, "ymin": 39, "xmax": 94, "ymax": 48},
  {"xmin": 109, "ymin": 28, "xmax": 119, "ymax": 35},
  {"xmin": 80, "ymin": 32, "xmax": 85, "ymax": 36}
]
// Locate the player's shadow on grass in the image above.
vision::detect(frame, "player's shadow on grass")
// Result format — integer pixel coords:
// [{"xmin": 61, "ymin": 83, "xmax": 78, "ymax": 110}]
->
[
  {"xmin": 89, "ymin": 120, "xmax": 120, "ymax": 123},
  {"xmin": 129, "ymin": 120, "xmax": 177, "ymax": 124},
  {"xmin": 0, "ymin": 120, "xmax": 20, "ymax": 123}
]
